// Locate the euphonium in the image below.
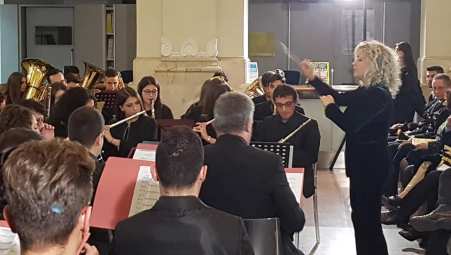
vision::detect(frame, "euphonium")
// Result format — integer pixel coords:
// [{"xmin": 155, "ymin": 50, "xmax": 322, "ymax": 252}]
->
[
  {"xmin": 81, "ymin": 62, "xmax": 104, "ymax": 90},
  {"xmin": 244, "ymin": 78, "xmax": 264, "ymax": 98},
  {"xmin": 21, "ymin": 58, "xmax": 53, "ymax": 102}
]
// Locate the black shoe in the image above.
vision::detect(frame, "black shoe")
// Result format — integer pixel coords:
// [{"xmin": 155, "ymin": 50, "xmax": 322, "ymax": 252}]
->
[
  {"xmin": 382, "ymin": 195, "xmax": 401, "ymax": 211},
  {"xmin": 381, "ymin": 210, "xmax": 399, "ymax": 225},
  {"xmin": 410, "ymin": 204, "xmax": 451, "ymax": 232},
  {"xmin": 398, "ymin": 226, "xmax": 424, "ymax": 241}
]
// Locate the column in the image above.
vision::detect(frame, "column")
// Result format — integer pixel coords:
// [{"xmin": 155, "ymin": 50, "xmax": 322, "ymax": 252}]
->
[
  {"xmin": 419, "ymin": 0, "xmax": 451, "ymax": 84},
  {"xmin": 134, "ymin": 0, "xmax": 249, "ymax": 117}
]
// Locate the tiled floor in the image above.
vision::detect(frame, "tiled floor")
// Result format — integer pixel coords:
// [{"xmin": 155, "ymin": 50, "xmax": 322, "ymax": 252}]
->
[{"xmin": 298, "ymin": 156, "xmax": 425, "ymax": 255}]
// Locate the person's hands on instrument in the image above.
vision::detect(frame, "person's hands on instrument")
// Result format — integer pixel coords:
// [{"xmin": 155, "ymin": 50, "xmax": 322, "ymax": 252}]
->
[
  {"xmin": 103, "ymin": 126, "xmax": 120, "ymax": 147},
  {"xmin": 193, "ymin": 122, "xmax": 216, "ymax": 144},
  {"xmin": 40, "ymin": 123, "xmax": 55, "ymax": 140},
  {"xmin": 79, "ymin": 242, "xmax": 99, "ymax": 255},
  {"xmin": 298, "ymin": 60, "xmax": 316, "ymax": 81},
  {"xmin": 416, "ymin": 142, "xmax": 429, "ymax": 150},
  {"xmin": 319, "ymin": 95, "xmax": 335, "ymax": 107}
]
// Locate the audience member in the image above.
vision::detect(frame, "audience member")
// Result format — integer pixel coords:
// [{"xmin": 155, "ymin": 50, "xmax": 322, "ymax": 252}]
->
[
  {"xmin": 393, "ymin": 41, "xmax": 425, "ymax": 123},
  {"xmin": 111, "ymin": 126, "xmax": 254, "ymax": 255},
  {"xmin": 137, "ymin": 76, "xmax": 173, "ymax": 120},
  {"xmin": 5, "ymin": 72, "xmax": 26, "ymax": 104},
  {"xmin": 256, "ymin": 85, "xmax": 320, "ymax": 198},
  {"xmin": 2, "ymin": 139, "xmax": 98, "ymax": 255},
  {"xmin": 199, "ymin": 92, "xmax": 305, "ymax": 255},
  {"xmin": 50, "ymin": 82, "xmax": 67, "ymax": 107}
]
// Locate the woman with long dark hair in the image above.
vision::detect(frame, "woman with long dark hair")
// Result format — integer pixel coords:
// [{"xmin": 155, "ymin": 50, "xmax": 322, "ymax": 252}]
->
[
  {"xmin": 183, "ymin": 77, "xmax": 231, "ymax": 144},
  {"xmin": 103, "ymin": 87, "xmax": 156, "ymax": 158},
  {"xmin": 393, "ymin": 41, "xmax": 425, "ymax": 123},
  {"xmin": 48, "ymin": 87, "xmax": 92, "ymax": 138},
  {"xmin": 5, "ymin": 72, "xmax": 27, "ymax": 105},
  {"xmin": 137, "ymin": 76, "xmax": 173, "ymax": 120}
]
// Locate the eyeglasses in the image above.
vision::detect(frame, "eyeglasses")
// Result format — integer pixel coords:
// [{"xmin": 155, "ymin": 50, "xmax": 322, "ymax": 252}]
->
[
  {"xmin": 275, "ymin": 101, "xmax": 295, "ymax": 108},
  {"xmin": 142, "ymin": 89, "xmax": 158, "ymax": 95}
]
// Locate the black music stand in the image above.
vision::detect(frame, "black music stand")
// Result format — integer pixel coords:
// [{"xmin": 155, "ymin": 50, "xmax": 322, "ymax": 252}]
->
[{"xmin": 250, "ymin": 142, "xmax": 294, "ymax": 168}]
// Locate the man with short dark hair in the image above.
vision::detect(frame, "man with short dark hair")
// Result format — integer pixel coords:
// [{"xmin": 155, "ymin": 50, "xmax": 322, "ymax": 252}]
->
[
  {"xmin": 252, "ymin": 70, "xmax": 286, "ymax": 122},
  {"xmin": 2, "ymin": 139, "xmax": 98, "ymax": 255},
  {"xmin": 200, "ymin": 92, "xmax": 305, "ymax": 255},
  {"xmin": 68, "ymin": 106, "xmax": 105, "ymax": 194},
  {"xmin": 426, "ymin": 66, "xmax": 445, "ymax": 102},
  {"xmin": 257, "ymin": 85, "xmax": 320, "ymax": 198},
  {"xmin": 47, "ymin": 68, "xmax": 67, "ymax": 87},
  {"xmin": 104, "ymin": 69, "xmax": 120, "ymax": 92},
  {"xmin": 111, "ymin": 126, "xmax": 254, "ymax": 255}
]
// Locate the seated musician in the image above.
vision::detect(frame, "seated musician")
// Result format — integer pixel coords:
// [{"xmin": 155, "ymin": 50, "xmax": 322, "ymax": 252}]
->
[
  {"xmin": 256, "ymin": 85, "xmax": 320, "ymax": 198},
  {"xmin": 5, "ymin": 72, "xmax": 26, "ymax": 104},
  {"xmin": 48, "ymin": 87, "xmax": 93, "ymax": 138},
  {"xmin": 17, "ymin": 99, "xmax": 54, "ymax": 139},
  {"xmin": 137, "ymin": 75, "xmax": 173, "ymax": 120},
  {"xmin": 2, "ymin": 139, "xmax": 99, "ymax": 255},
  {"xmin": 96, "ymin": 69, "xmax": 122, "ymax": 124},
  {"xmin": 183, "ymin": 77, "xmax": 231, "ymax": 144},
  {"xmin": 111, "ymin": 127, "xmax": 254, "ymax": 255},
  {"xmin": 47, "ymin": 68, "xmax": 67, "ymax": 87},
  {"xmin": 252, "ymin": 70, "xmax": 285, "ymax": 122},
  {"xmin": 103, "ymin": 87, "xmax": 156, "ymax": 158},
  {"xmin": 199, "ymin": 92, "xmax": 305, "ymax": 255}
]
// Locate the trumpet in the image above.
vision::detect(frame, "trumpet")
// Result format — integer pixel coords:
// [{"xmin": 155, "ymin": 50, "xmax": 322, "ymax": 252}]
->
[{"xmin": 278, "ymin": 118, "xmax": 312, "ymax": 143}]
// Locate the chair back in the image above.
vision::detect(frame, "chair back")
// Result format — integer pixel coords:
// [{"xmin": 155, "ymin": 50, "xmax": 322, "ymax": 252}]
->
[
  {"xmin": 243, "ymin": 218, "xmax": 282, "ymax": 255},
  {"xmin": 284, "ymin": 70, "xmax": 300, "ymax": 85}
]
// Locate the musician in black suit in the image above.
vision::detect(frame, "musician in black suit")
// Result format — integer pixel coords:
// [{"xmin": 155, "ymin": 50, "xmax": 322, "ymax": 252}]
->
[
  {"xmin": 256, "ymin": 85, "xmax": 320, "ymax": 198},
  {"xmin": 300, "ymin": 41, "xmax": 401, "ymax": 255},
  {"xmin": 111, "ymin": 126, "xmax": 254, "ymax": 255},
  {"xmin": 200, "ymin": 92, "xmax": 305, "ymax": 255}
]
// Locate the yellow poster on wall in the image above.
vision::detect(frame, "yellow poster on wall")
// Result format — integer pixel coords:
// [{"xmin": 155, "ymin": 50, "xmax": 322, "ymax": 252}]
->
[
  {"xmin": 311, "ymin": 62, "xmax": 330, "ymax": 85},
  {"xmin": 249, "ymin": 32, "xmax": 276, "ymax": 57}
]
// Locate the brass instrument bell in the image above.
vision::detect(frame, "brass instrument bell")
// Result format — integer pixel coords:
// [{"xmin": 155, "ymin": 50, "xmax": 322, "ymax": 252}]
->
[
  {"xmin": 81, "ymin": 62, "xmax": 104, "ymax": 90},
  {"xmin": 21, "ymin": 58, "xmax": 53, "ymax": 102}
]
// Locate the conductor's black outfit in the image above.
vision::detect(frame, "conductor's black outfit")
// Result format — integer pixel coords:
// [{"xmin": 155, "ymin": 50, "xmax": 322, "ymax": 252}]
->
[{"xmin": 309, "ymin": 77, "xmax": 393, "ymax": 255}]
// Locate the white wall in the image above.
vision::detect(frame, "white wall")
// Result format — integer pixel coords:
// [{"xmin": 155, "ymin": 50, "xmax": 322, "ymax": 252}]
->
[{"xmin": 0, "ymin": 4, "xmax": 19, "ymax": 84}]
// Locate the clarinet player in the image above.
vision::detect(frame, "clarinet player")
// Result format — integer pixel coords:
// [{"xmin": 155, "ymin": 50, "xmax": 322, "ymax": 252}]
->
[
  {"xmin": 299, "ymin": 41, "xmax": 401, "ymax": 255},
  {"xmin": 255, "ymin": 84, "xmax": 320, "ymax": 198}
]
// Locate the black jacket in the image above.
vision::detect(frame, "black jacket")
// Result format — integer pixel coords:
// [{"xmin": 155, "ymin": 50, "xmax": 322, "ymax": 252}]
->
[
  {"xmin": 111, "ymin": 196, "xmax": 254, "ymax": 255},
  {"xmin": 310, "ymin": 78, "xmax": 393, "ymax": 178},
  {"xmin": 393, "ymin": 68, "xmax": 425, "ymax": 124},
  {"xmin": 103, "ymin": 115, "xmax": 156, "ymax": 158},
  {"xmin": 199, "ymin": 134, "xmax": 305, "ymax": 254},
  {"xmin": 256, "ymin": 112, "xmax": 320, "ymax": 198},
  {"xmin": 146, "ymin": 103, "xmax": 174, "ymax": 120}
]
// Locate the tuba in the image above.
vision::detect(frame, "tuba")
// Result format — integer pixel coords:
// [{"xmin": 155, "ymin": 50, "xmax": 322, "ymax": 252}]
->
[
  {"xmin": 244, "ymin": 78, "xmax": 264, "ymax": 98},
  {"xmin": 81, "ymin": 62, "xmax": 104, "ymax": 90},
  {"xmin": 21, "ymin": 58, "xmax": 54, "ymax": 102}
]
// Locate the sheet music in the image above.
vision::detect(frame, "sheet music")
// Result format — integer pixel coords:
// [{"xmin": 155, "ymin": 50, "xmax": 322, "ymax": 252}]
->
[
  {"xmin": 128, "ymin": 166, "xmax": 160, "ymax": 217},
  {"xmin": 133, "ymin": 149, "xmax": 156, "ymax": 161},
  {"xmin": 286, "ymin": 173, "xmax": 303, "ymax": 203},
  {"xmin": 437, "ymin": 163, "xmax": 450, "ymax": 172}
]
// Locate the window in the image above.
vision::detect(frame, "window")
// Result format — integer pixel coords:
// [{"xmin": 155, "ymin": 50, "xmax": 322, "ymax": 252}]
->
[{"xmin": 35, "ymin": 26, "xmax": 72, "ymax": 45}]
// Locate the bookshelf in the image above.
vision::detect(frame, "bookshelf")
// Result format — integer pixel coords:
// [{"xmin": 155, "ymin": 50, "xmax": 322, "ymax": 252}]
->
[{"xmin": 105, "ymin": 5, "xmax": 115, "ymax": 69}]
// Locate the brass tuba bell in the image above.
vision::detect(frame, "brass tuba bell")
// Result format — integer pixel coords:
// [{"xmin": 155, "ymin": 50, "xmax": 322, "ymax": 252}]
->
[
  {"xmin": 21, "ymin": 58, "xmax": 54, "ymax": 102},
  {"xmin": 81, "ymin": 62, "xmax": 104, "ymax": 90},
  {"xmin": 244, "ymin": 78, "xmax": 264, "ymax": 98}
]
